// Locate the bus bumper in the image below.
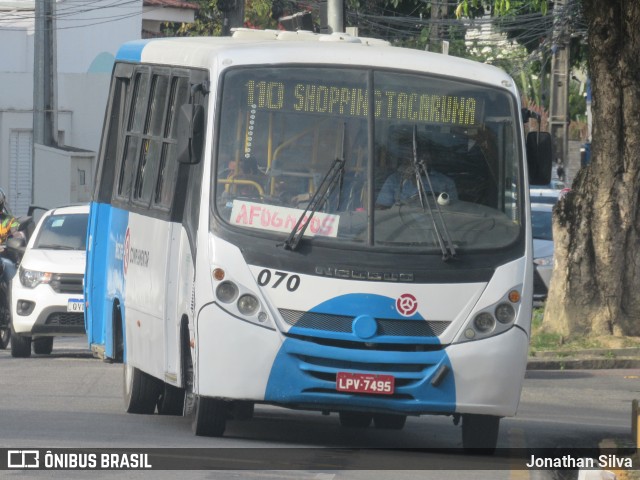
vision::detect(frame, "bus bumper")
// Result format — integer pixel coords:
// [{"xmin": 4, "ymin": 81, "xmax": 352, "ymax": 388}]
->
[
  {"xmin": 264, "ymin": 326, "xmax": 527, "ymax": 417},
  {"xmin": 197, "ymin": 301, "xmax": 528, "ymax": 418}
]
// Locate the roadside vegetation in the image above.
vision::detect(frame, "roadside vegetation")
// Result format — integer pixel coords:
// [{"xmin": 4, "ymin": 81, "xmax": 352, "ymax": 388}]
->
[{"xmin": 530, "ymin": 307, "xmax": 640, "ymax": 355}]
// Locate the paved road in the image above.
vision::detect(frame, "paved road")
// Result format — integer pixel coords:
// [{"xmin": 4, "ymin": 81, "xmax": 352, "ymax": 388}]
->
[{"xmin": 0, "ymin": 336, "xmax": 637, "ymax": 479}]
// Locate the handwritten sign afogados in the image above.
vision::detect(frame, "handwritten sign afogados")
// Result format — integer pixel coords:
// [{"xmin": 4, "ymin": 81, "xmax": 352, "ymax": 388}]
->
[{"xmin": 230, "ymin": 200, "xmax": 340, "ymax": 238}]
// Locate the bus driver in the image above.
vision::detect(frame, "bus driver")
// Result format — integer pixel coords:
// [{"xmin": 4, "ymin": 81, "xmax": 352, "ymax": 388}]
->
[{"xmin": 375, "ymin": 152, "xmax": 458, "ymax": 209}]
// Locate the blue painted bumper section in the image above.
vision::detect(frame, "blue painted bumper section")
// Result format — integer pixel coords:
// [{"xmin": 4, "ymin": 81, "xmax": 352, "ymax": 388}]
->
[
  {"xmin": 265, "ymin": 337, "xmax": 455, "ymax": 414},
  {"xmin": 264, "ymin": 293, "xmax": 456, "ymax": 414}
]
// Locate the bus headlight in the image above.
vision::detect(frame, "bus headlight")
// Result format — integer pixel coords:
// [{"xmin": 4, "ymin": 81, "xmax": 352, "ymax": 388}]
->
[
  {"xmin": 473, "ymin": 312, "xmax": 495, "ymax": 333},
  {"xmin": 216, "ymin": 281, "xmax": 238, "ymax": 303},
  {"xmin": 495, "ymin": 303, "xmax": 516, "ymax": 324},
  {"xmin": 454, "ymin": 286, "xmax": 522, "ymax": 344},
  {"xmin": 237, "ymin": 294, "xmax": 260, "ymax": 316}
]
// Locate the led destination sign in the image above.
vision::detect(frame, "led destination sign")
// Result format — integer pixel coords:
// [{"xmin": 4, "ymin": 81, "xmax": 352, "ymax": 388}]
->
[{"xmin": 245, "ymin": 80, "xmax": 479, "ymax": 126}]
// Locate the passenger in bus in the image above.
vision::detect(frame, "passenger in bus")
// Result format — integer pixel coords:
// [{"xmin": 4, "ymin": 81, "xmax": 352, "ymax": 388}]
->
[
  {"xmin": 375, "ymin": 153, "xmax": 458, "ymax": 209},
  {"xmin": 226, "ymin": 157, "xmax": 266, "ymax": 199}
]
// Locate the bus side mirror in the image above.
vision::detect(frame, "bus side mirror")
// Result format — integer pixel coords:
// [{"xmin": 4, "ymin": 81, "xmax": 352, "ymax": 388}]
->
[
  {"xmin": 527, "ymin": 131, "xmax": 553, "ymax": 186},
  {"xmin": 177, "ymin": 104, "xmax": 205, "ymax": 165}
]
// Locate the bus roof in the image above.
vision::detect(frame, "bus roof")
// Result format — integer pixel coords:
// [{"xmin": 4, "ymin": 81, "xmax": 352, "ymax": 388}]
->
[{"xmin": 115, "ymin": 29, "xmax": 516, "ymax": 90}]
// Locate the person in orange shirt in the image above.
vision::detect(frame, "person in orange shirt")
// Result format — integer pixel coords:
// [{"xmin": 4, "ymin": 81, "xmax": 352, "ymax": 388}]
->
[{"xmin": 0, "ymin": 189, "xmax": 20, "ymax": 284}]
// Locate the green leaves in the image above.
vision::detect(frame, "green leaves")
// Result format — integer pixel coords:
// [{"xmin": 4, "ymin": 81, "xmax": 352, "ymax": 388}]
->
[{"xmin": 456, "ymin": 0, "xmax": 548, "ymax": 19}]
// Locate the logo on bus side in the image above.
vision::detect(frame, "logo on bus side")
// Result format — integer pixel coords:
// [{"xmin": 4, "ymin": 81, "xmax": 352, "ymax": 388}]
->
[
  {"xmin": 122, "ymin": 227, "xmax": 150, "ymax": 276},
  {"xmin": 396, "ymin": 293, "xmax": 418, "ymax": 316},
  {"xmin": 123, "ymin": 228, "xmax": 130, "ymax": 275}
]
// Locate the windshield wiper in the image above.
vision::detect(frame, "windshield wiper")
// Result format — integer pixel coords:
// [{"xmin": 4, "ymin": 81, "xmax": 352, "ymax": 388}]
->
[
  {"xmin": 411, "ymin": 125, "xmax": 456, "ymax": 261},
  {"xmin": 283, "ymin": 123, "xmax": 347, "ymax": 251}
]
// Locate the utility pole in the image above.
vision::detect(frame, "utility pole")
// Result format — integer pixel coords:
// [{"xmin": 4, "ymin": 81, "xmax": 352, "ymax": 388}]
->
[
  {"xmin": 427, "ymin": 0, "xmax": 447, "ymax": 53},
  {"xmin": 226, "ymin": 0, "xmax": 245, "ymax": 34},
  {"xmin": 326, "ymin": 0, "xmax": 344, "ymax": 33},
  {"xmin": 33, "ymin": 0, "xmax": 58, "ymax": 148},
  {"xmin": 548, "ymin": 0, "xmax": 570, "ymax": 180},
  {"xmin": 219, "ymin": 0, "xmax": 244, "ymax": 36}
]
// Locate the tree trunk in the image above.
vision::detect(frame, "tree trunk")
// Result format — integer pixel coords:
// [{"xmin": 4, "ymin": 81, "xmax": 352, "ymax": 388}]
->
[{"xmin": 544, "ymin": 0, "xmax": 640, "ymax": 337}]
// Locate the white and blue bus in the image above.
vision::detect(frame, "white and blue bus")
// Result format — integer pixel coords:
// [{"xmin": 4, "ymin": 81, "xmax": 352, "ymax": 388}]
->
[{"xmin": 85, "ymin": 29, "xmax": 551, "ymax": 450}]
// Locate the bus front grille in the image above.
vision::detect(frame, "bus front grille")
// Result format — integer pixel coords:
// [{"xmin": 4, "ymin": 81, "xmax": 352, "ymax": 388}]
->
[{"xmin": 279, "ymin": 308, "xmax": 449, "ymax": 338}]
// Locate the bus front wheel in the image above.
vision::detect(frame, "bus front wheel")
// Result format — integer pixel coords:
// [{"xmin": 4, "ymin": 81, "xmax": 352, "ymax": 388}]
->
[
  {"xmin": 123, "ymin": 364, "xmax": 162, "ymax": 414},
  {"xmin": 338, "ymin": 411, "xmax": 373, "ymax": 428},
  {"xmin": 373, "ymin": 413, "xmax": 407, "ymax": 430},
  {"xmin": 461, "ymin": 414, "xmax": 500, "ymax": 454},
  {"xmin": 192, "ymin": 396, "xmax": 227, "ymax": 437}
]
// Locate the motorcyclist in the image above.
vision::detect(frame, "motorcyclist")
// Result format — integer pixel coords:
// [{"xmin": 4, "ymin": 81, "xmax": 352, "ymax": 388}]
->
[{"xmin": 0, "ymin": 188, "xmax": 20, "ymax": 284}]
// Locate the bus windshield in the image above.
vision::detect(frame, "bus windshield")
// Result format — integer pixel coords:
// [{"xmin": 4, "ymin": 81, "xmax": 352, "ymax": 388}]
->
[{"xmin": 214, "ymin": 66, "xmax": 522, "ymax": 252}]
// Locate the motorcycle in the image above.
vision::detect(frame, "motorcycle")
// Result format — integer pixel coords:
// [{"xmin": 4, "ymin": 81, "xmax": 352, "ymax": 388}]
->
[{"xmin": 0, "ymin": 213, "xmax": 37, "ymax": 349}]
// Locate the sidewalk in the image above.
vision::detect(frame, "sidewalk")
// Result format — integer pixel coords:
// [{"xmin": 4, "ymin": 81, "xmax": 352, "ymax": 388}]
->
[{"xmin": 527, "ymin": 347, "xmax": 640, "ymax": 370}]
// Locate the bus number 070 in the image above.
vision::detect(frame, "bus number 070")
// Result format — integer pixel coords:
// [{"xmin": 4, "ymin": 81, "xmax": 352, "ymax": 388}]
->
[{"xmin": 257, "ymin": 269, "xmax": 300, "ymax": 292}]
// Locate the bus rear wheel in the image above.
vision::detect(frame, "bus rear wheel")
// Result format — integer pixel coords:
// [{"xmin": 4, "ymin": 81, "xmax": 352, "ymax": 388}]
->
[
  {"xmin": 192, "ymin": 396, "xmax": 227, "ymax": 437},
  {"xmin": 461, "ymin": 414, "xmax": 500, "ymax": 454},
  {"xmin": 157, "ymin": 383, "xmax": 185, "ymax": 416},
  {"xmin": 339, "ymin": 411, "xmax": 373, "ymax": 428},
  {"xmin": 123, "ymin": 364, "xmax": 162, "ymax": 414}
]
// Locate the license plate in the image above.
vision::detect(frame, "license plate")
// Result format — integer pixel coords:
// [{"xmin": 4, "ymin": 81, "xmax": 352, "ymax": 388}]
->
[
  {"xmin": 67, "ymin": 299, "xmax": 84, "ymax": 313},
  {"xmin": 336, "ymin": 372, "xmax": 395, "ymax": 395}
]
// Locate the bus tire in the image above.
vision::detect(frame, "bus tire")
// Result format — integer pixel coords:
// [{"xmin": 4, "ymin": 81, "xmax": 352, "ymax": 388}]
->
[
  {"xmin": 33, "ymin": 337, "xmax": 54, "ymax": 355},
  {"xmin": 123, "ymin": 364, "xmax": 162, "ymax": 414},
  {"xmin": 113, "ymin": 302, "xmax": 124, "ymax": 363},
  {"xmin": 338, "ymin": 411, "xmax": 372, "ymax": 428},
  {"xmin": 231, "ymin": 401, "xmax": 254, "ymax": 421},
  {"xmin": 11, "ymin": 331, "xmax": 31, "ymax": 358},
  {"xmin": 462, "ymin": 414, "xmax": 500, "ymax": 454},
  {"xmin": 373, "ymin": 413, "xmax": 407, "ymax": 430},
  {"xmin": 157, "ymin": 383, "xmax": 185, "ymax": 416},
  {"xmin": 192, "ymin": 396, "xmax": 227, "ymax": 437}
]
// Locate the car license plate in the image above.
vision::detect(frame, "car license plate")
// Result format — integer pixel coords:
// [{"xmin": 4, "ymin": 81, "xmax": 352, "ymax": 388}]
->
[
  {"xmin": 336, "ymin": 372, "xmax": 395, "ymax": 395},
  {"xmin": 67, "ymin": 299, "xmax": 84, "ymax": 313}
]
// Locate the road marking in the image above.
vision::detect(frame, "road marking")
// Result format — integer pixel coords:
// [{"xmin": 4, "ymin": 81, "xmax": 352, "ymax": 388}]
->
[{"xmin": 508, "ymin": 427, "xmax": 530, "ymax": 480}]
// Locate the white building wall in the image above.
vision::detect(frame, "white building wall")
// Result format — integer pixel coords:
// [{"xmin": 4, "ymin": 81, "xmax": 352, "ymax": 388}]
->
[
  {"xmin": 58, "ymin": 74, "xmax": 111, "ymax": 151},
  {"xmin": 1, "ymin": 0, "xmax": 142, "ymax": 74},
  {"xmin": 56, "ymin": 0, "xmax": 143, "ymax": 74},
  {"xmin": 0, "ymin": 0, "xmax": 141, "ymax": 212}
]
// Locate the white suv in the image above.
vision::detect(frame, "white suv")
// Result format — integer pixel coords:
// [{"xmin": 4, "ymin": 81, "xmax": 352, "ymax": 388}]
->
[{"xmin": 11, "ymin": 205, "xmax": 89, "ymax": 357}]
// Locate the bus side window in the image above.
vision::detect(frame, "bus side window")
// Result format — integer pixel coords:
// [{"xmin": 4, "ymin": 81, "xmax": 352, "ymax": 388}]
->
[
  {"xmin": 114, "ymin": 69, "xmax": 150, "ymax": 203},
  {"xmin": 154, "ymin": 76, "xmax": 191, "ymax": 211},
  {"xmin": 95, "ymin": 70, "xmax": 129, "ymax": 204},
  {"xmin": 132, "ymin": 72, "xmax": 170, "ymax": 207}
]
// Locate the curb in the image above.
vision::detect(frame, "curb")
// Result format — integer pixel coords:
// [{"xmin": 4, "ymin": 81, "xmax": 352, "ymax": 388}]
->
[{"xmin": 527, "ymin": 349, "xmax": 640, "ymax": 370}]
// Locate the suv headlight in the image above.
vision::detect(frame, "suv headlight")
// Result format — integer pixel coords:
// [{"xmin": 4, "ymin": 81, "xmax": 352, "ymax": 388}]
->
[{"xmin": 19, "ymin": 268, "xmax": 52, "ymax": 289}]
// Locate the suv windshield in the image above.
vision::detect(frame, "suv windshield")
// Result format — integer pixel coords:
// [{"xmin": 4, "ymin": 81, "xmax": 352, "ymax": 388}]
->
[
  {"xmin": 34, "ymin": 213, "xmax": 89, "ymax": 251},
  {"xmin": 214, "ymin": 66, "xmax": 522, "ymax": 252}
]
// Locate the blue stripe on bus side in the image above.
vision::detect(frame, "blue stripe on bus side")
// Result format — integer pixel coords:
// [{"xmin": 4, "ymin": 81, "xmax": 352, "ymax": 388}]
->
[
  {"xmin": 264, "ymin": 293, "xmax": 456, "ymax": 414},
  {"xmin": 115, "ymin": 40, "xmax": 153, "ymax": 62},
  {"xmin": 85, "ymin": 202, "xmax": 129, "ymax": 360}
]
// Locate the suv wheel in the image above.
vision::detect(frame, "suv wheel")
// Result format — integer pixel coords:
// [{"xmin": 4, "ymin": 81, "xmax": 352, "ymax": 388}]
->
[
  {"xmin": 33, "ymin": 337, "xmax": 54, "ymax": 355},
  {"xmin": 11, "ymin": 330, "xmax": 31, "ymax": 358}
]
